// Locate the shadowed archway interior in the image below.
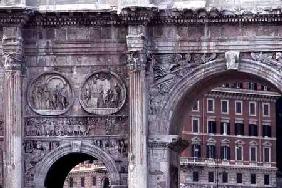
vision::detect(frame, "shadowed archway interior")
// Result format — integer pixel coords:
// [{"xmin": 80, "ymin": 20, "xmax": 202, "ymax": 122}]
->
[
  {"xmin": 44, "ymin": 153, "xmax": 95, "ymax": 188},
  {"xmin": 170, "ymin": 71, "xmax": 282, "ymax": 135}
]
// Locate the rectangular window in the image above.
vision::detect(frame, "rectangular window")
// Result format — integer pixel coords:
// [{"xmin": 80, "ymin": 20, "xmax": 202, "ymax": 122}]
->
[
  {"xmin": 192, "ymin": 118, "xmax": 200, "ymax": 133},
  {"xmin": 193, "ymin": 171, "xmax": 199, "ymax": 182},
  {"xmin": 236, "ymin": 146, "xmax": 243, "ymax": 161},
  {"xmin": 251, "ymin": 174, "xmax": 256, "ymax": 184},
  {"xmin": 249, "ymin": 102, "xmax": 256, "ymax": 116},
  {"xmin": 263, "ymin": 103, "xmax": 270, "ymax": 117},
  {"xmin": 249, "ymin": 82, "xmax": 257, "ymax": 90},
  {"xmin": 263, "ymin": 125, "xmax": 272, "ymax": 137},
  {"xmin": 93, "ymin": 176, "xmax": 96, "ymax": 186},
  {"xmin": 235, "ymin": 123, "xmax": 244, "ymax": 135},
  {"xmin": 69, "ymin": 177, "xmax": 73, "ymax": 187},
  {"xmin": 206, "ymin": 145, "xmax": 216, "ymax": 159},
  {"xmin": 237, "ymin": 173, "xmax": 242, "ymax": 183},
  {"xmin": 263, "ymin": 85, "xmax": 269, "ymax": 91},
  {"xmin": 208, "ymin": 121, "xmax": 216, "ymax": 134},
  {"xmin": 207, "ymin": 98, "xmax": 215, "ymax": 113},
  {"xmin": 264, "ymin": 147, "xmax": 271, "ymax": 163},
  {"xmin": 208, "ymin": 172, "xmax": 214, "ymax": 182},
  {"xmin": 221, "ymin": 146, "xmax": 230, "ymax": 160},
  {"xmin": 192, "ymin": 144, "xmax": 201, "ymax": 158},
  {"xmin": 220, "ymin": 122, "xmax": 230, "ymax": 135},
  {"xmin": 222, "ymin": 172, "xmax": 228, "ymax": 183},
  {"xmin": 250, "ymin": 147, "xmax": 257, "ymax": 162},
  {"xmin": 264, "ymin": 174, "xmax": 270, "ymax": 185},
  {"xmin": 192, "ymin": 100, "xmax": 199, "ymax": 111},
  {"xmin": 81, "ymin": 177, "xmax": 85, "ymax": 187},
  {"xmin": 235, "ymin": 101, "xmax": 243, "ymax": 115},
  {"xmin": 249, "ymin": 124, "xmax": 258, "ymax": 136},
  {"xmin": 221, "ymin": 100, "xmax": 229, "ymax": 114}
]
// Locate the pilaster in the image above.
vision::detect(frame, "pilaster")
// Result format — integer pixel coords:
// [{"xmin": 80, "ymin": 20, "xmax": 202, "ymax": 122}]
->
[
  {"xmin": 2, "ymin": 26, "xmax": 24, "ymax": 188},
  {"xmin": 127, "ymin": 24, "xmax": 149, "ymax": 188}
]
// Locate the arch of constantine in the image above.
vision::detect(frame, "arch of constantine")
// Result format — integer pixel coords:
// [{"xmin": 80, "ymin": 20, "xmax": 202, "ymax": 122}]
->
[{"xmin": 0, "ymin": 0, "xmax": 282, "ymax": 187}]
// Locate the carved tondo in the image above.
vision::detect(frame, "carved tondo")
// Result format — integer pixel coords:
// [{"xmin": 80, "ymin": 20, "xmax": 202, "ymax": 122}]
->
[
  {"xmin": 28, "ymin": 73, "xmax": 73, "ymax": 115},
  {"xmin": 80, "ymin": 70, "xmax": 126, "ymax": 115}
]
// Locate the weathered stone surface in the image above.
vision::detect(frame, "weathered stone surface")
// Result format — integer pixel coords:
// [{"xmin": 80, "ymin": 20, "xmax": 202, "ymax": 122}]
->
[{"xmin": 1, "ymin": 1, "xmax": 282, "ymax": 188}]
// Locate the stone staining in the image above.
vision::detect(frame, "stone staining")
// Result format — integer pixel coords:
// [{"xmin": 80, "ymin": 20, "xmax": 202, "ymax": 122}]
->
[
  {"xmin": 80, "ymin": 71, "xmax": 126, "ymax": 115},
  {"xmin": 28, "ymin": 73, "xmax": 73, "ymax": 115}
]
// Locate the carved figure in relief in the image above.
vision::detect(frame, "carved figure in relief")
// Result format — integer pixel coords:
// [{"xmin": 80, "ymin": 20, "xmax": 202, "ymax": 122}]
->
[
  {"xmin": 25, "ymin": 116, "xmax": 128, "ymax": 137},
  {"xmin": 251, "ymin": 52, "xmax": 282, "ymax": 71},
  {"xmin": 152, "ymin": 53, "xmax": 217, "ymax": 81},
  {"xmin": 29, "ymin": 73, "xmax": 72, "ymax": 115},
  {"xmin": 80, "ymin": 71, "xmax": 126, "ymax": 115},
  {"xmin": 225, "ymin": 51, "xmax": 240, "ymax": 70}
]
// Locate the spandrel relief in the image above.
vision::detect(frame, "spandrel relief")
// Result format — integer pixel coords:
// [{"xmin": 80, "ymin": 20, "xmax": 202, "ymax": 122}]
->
[
  {"xmin": 28, "ymin": 73, "xmax": 73, "ymax": 115},
  {"xmin": 80, "ymin": 71, "xmax": 126, "ymax": 115}
]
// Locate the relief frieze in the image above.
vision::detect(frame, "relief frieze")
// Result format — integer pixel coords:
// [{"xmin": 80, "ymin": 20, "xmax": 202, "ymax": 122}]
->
[
  {"xmin": 80, "ymin": 71, "xmax": 126, "ymax": 115},
  {"xmin": 24, "ymin": 116, "xmax": 128, "ymax": 137},
  {"xmin": 249, "ymin": 52, "xmax": 282, "ymax": 71},
  {"xmin": 28, "ymin": 73, "xmax": 73, "ymax": 115}
]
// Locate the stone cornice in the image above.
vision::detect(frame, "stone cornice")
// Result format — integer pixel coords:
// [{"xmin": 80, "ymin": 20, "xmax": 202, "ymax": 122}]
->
[{"xmin": 1, "ymin": 7, "xmax": 282, "ymax": 27}]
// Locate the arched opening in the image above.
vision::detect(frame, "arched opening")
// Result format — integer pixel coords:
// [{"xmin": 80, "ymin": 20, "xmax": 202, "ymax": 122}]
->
[
  {"xmin": 34, "ymin": 143, "xmax": 120, "ymax": 188},
  {"xmin": 165, "ymin": 71, "xmax": 282, "ymax": 187},
  {"xmin": 149, "ymin": 55, "xmax": 282, "ymax": 188},
  {"xmin": 44, "ymin": 153, "xmax": 99, "ymax": 188}
]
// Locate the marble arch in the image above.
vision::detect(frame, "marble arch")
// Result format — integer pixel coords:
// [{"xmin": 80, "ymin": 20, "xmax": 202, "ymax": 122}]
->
[
  {"xmin": 33, "ymin": 142, "xmax": 121, "ymax": 188},
  {"xmin": 156, "ymin": 55, "xmax": 282, "ymax": 135}
]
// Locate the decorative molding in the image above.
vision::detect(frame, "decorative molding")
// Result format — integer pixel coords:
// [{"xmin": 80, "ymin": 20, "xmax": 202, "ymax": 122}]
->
[
  {"xmin": 148, "ymin": 137, "xmax": 189, "ymax": 152},
  {"xmin": 1, "ymin": 8, "xmax": 282, "ymax": 27}
]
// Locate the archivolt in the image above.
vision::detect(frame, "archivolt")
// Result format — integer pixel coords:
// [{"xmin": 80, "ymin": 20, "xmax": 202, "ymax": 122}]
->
[{"xmin": 156, "ymin": 58, "xmax": 282, "ymax": 135}]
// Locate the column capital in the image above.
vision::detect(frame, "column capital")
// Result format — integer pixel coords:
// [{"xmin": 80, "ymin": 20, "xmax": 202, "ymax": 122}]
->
[
  {"xmin": 148, "ymin": 135, "xmax": 189, "ymax": 152},
  {"xmin": 127, "ymin": 50, "xmax": 149, "ymax": 72}
]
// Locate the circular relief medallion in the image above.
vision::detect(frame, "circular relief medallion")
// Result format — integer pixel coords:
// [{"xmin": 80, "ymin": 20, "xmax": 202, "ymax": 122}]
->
[
  {"xmin": 80, "ymin": 71, "xmax": 126, "ymax": 115},
  {"xmin": 28, "ymin": 73, "xmax": 73, "ymax": 115}
]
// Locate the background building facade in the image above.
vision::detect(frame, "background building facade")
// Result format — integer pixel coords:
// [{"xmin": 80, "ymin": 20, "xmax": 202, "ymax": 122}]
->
[
  {"xmin": 63, "ymin": 161, "xmax": 110, "ymax": 188},
  {"xmin": 180, "ymin": 81, "xmax": 280, "ymax": 187}
]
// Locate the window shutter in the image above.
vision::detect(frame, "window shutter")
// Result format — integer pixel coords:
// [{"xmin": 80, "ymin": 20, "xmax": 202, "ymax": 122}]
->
[
  {"xmin": 220, "ymin": 146, "xmax": 224, "ymax": 159},
  {"xmin": 254, "ymin": 125, "xmax": 258, "ymax": 136},
  {"xmin": 213, "ymin": 122, "xmax": 217, "ymax": 134},
  {"xmin": 220, "ymin": 123, "xmax": 224, "ymax": 134},
  {"xmin": 268, "ymin": 126, "xmax": 272, "ymax": 137}
]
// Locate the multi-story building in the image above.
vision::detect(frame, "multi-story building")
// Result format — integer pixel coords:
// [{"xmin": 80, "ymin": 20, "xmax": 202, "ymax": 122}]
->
[
  {"xmin": 63, "ymin": 161, "xmax": 110, "ymax": 188},
  {"xmin": 180, "ymin": 81, "xmax": 281, "ymax": 187}
]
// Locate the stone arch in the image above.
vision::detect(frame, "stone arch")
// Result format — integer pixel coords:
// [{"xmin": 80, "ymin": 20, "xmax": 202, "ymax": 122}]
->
[
  {"xmin": 34, "ymin": 142, "xmax": 120, "ymax": 188},
  {"xmin": 156, "ymin": 57, "xmax": 282, "ymax": 135}
]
